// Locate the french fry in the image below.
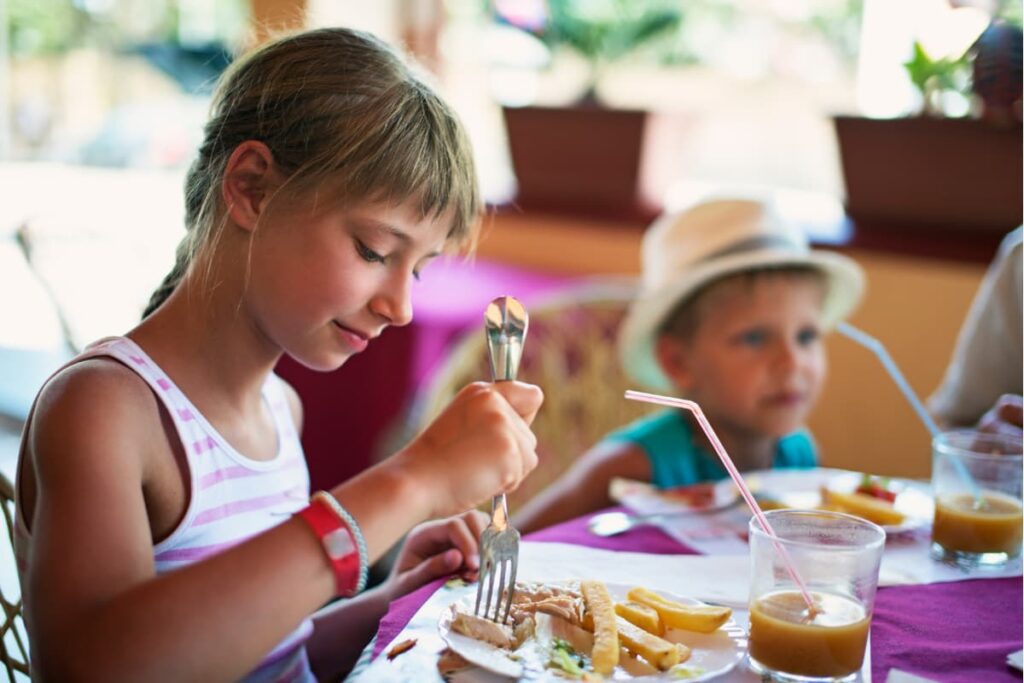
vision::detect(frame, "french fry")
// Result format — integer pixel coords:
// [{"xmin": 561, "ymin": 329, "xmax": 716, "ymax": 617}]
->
[
  {"xmin": 615, "ymin": 601, "xmax": 664, "ymax": 636},
  {"xmin": 386, "ymin": 638, "xmax": 417, "ymax": 660},
  {"xmin": 626, "ymin": 587, "xmax": 732, "ymax": 634},
  {"xmin": 580, "ymin": 580, "xmax": 618, "ymax": 675},
  {"xmin": 583, "ymin": 612, "xmax": 686, "ymax": 670},
  {"xmin": 819, "ymin": 488, "xmax": 906, "ymax": 526},
  {"xmin": 617, "ymin": 615, "xmax": 687, "ymax": 670}
]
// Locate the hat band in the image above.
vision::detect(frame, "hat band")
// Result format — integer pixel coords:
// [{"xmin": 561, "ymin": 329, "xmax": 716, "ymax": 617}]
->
[{"xmin": 701, "ymin": 234, "xmax": 804, "ymax": 265}]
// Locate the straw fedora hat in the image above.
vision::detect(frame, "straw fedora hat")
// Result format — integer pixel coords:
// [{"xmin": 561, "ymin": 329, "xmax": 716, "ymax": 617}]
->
[{"xmin": 618, "ymin": 197, "xmax": 865, "ymax": 391}]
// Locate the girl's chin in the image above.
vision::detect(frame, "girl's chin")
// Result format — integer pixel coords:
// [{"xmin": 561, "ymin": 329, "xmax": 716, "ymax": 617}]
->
[{"xmin": 287, "ymin": 348, "xmax": 354, "ymax": 373}]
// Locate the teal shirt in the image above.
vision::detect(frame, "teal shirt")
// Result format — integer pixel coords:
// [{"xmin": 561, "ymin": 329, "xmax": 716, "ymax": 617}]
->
[{"xmin": 603, "ymin": 409, "xmax": 817, "ymax": 488}]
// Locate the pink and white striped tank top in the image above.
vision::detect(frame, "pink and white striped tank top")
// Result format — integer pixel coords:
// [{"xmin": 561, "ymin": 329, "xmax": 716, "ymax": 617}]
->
[{"xmin": 16, "ymin": 337, "xmax": 316, "ymax": 682}]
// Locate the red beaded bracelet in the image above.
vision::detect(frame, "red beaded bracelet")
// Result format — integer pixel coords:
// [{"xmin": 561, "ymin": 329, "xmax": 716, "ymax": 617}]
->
[{"xmin": 296, "ymin": 497, "xmax": 361, "ymax": 597}]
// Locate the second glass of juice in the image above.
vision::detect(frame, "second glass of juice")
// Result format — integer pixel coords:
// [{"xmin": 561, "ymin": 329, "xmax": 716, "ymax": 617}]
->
[
  {"xmin": 931, "ymin": 429, "xmax": 1023, "ymax": 568},
  {"xmin": 747, "ymin": 509, "xmax": 886, "ymax": 682}
]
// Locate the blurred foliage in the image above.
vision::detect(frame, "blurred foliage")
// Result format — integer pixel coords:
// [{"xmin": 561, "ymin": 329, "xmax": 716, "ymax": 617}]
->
[
  {"xmin": 7, "ymin": 0, "xmax": 91, "ymax": 55},
  {"xmin": 495, "ymin": 0, "xmax": 683, "ymax": 95},
  {"xmin": 806, "ymin": 0, "xmax": 865, "ymax": 62},
  {"xmin": 494, "ymin": 0, "xmax": 866, "ymax": 75},
  {"xmin": 904, "ymin": 40, "xmax": 971, "ymax": 115},
  {"xmin": 6, "ymin": 0, "xmax": 241, "ymax": 57},
  {"xmin": 6, "ymin": 0, "xmax": 244, "ymax": 96},
  {"xmin": 994, "ymin": 0, "xmax": 1022, "ymax": 27},
  {"xmin": 539, "ymin": 0, "xmax": 683, "ymax": 66}
]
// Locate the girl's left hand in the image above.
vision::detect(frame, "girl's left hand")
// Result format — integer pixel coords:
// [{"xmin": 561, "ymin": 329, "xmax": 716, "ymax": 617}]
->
[{"xmin": 385, "ymin": 510, "xmax": 488, "ymax": 600}]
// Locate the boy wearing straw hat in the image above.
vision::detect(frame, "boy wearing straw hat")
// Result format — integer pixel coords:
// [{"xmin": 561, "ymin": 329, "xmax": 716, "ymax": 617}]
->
[{"xmin": 514, "ymin": 197, "xmax": 865, "ymax": 533}]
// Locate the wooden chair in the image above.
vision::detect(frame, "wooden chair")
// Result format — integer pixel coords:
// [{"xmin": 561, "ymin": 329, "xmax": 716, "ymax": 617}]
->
[
  {"xmin": 0, "ymin": 470, "xmax": 30, "ymax": 681},
  {"xmin": 410, "ymin": 279, "xmax": 659, "ymax": 511}
]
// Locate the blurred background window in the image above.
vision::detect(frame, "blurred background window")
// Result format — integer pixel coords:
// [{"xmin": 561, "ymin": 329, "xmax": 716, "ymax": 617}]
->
[
  {"xmin": 1, "ymin": 0, "xmax": 247, "ymax": 167},
  {"xmin": 306, "ymin": 0, "xmax": 1014, "ymax": 206},
  {"xmin": 1, "ymin": 0, "xmax": 1017, "ymax": 197}
]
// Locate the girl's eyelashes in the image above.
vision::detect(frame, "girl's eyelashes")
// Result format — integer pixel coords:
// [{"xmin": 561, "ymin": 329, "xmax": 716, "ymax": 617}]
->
[
  {"xmin": 355, "ymin": 239, "xmax": 385, "ymax": 264},
  {"xmin": 356, "ymin": 237, "xmax": 425, "ymax": 281}
]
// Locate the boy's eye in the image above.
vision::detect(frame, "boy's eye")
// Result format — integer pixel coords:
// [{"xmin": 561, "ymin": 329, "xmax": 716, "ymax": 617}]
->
[
  {"xmin": 356, "ymin": 240, "xmax": 385, "ymax": 264},
  {"xmin": 797, "ymin": 327, "xmax": 820, "ymax": 346},
  {"xmin": 737, "ymin": 329, "xmax": 767, "ymax": 347}
]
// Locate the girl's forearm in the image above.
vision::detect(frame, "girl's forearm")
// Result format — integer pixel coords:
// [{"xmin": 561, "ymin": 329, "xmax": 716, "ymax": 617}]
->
[
  {"xmin": 31, "ymin": 464, "xmax": 428, "ymax": 682},
  {"xmin": 329, "ymin": 456, "xmax": 435, "ymax": 561},
  {"xmin": 33, "ymin": 515, "xmax": 332, "ymax": 682}
]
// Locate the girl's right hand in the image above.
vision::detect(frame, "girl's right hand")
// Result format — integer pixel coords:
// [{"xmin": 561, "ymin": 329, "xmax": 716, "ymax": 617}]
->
[{"xmin": 397, "ymin": 381, "xmax": 544, "ymax": 518}]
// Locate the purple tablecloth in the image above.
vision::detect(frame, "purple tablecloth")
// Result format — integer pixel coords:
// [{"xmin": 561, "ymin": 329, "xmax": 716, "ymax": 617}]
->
[{"xmin": 372, "ymin": 507, "xmax": 1023, "ymax": 682}]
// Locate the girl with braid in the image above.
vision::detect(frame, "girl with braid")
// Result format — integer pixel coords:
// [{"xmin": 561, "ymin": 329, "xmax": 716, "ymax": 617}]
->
[{"xmin": 15, "ymin": 28, "xmax": 543, "ymax": 682}]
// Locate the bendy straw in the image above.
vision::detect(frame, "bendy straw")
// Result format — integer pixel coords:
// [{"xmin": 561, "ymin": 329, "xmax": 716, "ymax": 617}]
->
[
  {"xmin": 836, "ymin": 322, "xmax": 982, "ymax": 502},
  {"xmin": 835, "ymin": 322, "xmax": 940, "ymax": 438},
  {"xmin": 624, "ymin": 389, "xmax": 818, "ymax": 615}
]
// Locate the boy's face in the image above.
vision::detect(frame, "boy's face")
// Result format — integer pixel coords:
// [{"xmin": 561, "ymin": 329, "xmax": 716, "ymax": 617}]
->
[{"xmin": 657, "ymin": 274, "xmax": 827, "ymax": 439}]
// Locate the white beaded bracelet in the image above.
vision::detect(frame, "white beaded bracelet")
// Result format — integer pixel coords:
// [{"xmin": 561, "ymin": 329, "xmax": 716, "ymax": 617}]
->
[{"xmin": 313, "ymin": 491, "xmax": 369, "ymax": 594}]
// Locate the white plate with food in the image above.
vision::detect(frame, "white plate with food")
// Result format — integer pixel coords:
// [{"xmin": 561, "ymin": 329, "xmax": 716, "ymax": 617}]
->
[
  {"xmin": 438, "ymin": 580, "xmax": 746, "ymax": 681},
  {"xmin": 744, "ymin": 468, "xmax": 934, "ymax": 535}
]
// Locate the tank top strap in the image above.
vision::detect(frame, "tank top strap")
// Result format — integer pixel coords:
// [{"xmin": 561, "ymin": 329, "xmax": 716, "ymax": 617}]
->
[
  {"xmin": 78, "ymin": 337, "xmax": 197, "ymax": 418},
  {"xmin": 259, "ymin": 373, "xmax": 303, "ymax": 464}
]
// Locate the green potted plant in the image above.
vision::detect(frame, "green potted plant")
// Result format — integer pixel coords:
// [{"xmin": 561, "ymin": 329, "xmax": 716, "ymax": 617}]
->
[
  {"xmin": 833, "ymin": 7, "xmax": 1022, "ymax": 233},
  {"xmin": 495, "ymin": 0, "xmax": 682, "ymax": 220}
]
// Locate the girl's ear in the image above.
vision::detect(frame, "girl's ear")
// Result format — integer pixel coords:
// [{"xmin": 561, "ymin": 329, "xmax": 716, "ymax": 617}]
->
[
  {"xmin": 222, "ymin": 140, "xmax": 280, "ymax": 233},
  {"xmin": 654, "ymin": 334, "xmax": 694, "ymax": 392}
]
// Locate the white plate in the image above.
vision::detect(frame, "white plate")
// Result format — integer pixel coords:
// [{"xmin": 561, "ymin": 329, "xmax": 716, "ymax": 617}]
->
[
  {"xmin": 438, "ymin": 582, "xmax": 746, "ymax": 681},
  {"xmin": 609, "ymin": 478, "xmax": 741, "ymax": 514},
  {"xmin": 744, "ymin": 468, "xmax": 934, "ymax": 534}
]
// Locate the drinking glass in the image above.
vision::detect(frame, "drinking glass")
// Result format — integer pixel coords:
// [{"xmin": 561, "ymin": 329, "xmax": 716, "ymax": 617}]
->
[
  {"xmin": 747, "ymin": 509, "xmax": 885, "ymax": 682},
  {"xmin": 931, "ymin": 429, "xmax": 1023, "ymax": 568}
]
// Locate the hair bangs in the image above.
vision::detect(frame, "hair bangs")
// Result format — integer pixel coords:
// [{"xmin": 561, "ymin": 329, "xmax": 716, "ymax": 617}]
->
[{"xmin": 297, "ymin": 87, "xmax": 480, "ymax": 252}]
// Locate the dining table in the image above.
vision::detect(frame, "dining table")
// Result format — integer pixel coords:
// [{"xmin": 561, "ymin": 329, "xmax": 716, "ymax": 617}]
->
[{"xmin": 352, "ymin": 495, "xmax": 1023, "ymax": 683}]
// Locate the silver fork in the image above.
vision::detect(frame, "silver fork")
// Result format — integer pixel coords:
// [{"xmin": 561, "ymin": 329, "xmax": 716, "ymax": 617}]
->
[{"xmin": 474, "ymin": 295, "xmax": 528, "ymax": 625}]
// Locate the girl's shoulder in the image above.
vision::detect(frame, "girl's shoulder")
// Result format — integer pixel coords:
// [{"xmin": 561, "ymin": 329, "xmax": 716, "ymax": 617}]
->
[
  {"xmin": 37, "ymin": 355, "xmax": 159, "ymax": 414},
  {"xmin": 20, "ymin": 356, "xmax": 166, "ymax": 529},
  {"xmin": 30, "ymin": 356, "xmax": 166, "ymax": 461}
]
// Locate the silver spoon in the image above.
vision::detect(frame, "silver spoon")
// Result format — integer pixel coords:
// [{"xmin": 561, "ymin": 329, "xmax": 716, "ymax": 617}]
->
[
  {"xmin": 484, "ymin": 295, "xmax": 527, "ymax": 381},
  {"xmin": 587, "ymin": 501, "xmax": 742, "ymax": 537}
]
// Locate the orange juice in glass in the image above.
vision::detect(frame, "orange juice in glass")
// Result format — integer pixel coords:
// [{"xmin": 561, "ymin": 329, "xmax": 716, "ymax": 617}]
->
[
  {"xmin": 931, "ymin": 430, "xmax": 1023, "ymax": 568},
  {"xmin": 747, "ymin": 510, "xmax": 885, "ymax": 682}
]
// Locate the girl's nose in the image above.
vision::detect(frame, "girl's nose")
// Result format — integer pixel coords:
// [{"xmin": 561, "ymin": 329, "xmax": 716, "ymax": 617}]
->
[{"xmin": 369, "ymin": 272, "xmax": 414, "ymax": 327}]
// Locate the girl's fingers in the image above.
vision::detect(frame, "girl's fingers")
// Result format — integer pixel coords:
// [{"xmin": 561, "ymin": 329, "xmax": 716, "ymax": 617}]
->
[
  {"xmin": 401, "ymin": 549, "xmax": 463, "ymax": 591},
  {"xmin": 491, "ymin": 381, "xmax": 544, "ymax": 425},
  {"xmin": 478, "ymin": 386, "xmax": 539, "ymax": 490},
  {"xmin": 463, "ymin": 510, "xmax": 489, "ymax": 538},
  {"xmin": 441, "ymin": 516, "xmax": 481, "ymax": 571},
  {"xmin": 405, "ymin": 513, "xmax": 488, "ymax": 571}
]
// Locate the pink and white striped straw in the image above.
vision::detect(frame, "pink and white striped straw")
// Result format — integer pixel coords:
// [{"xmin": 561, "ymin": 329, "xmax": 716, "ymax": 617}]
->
[{"xmin": 625, "ymin": 389, "xmax": 817, "ymax": 614}]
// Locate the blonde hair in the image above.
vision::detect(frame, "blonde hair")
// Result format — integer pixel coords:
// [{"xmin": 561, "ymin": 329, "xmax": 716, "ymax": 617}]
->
[
  {"xmin": 144, "ymin": 27, "xmax": 481, "ymax": 316},
  {"xmin": 659, "ymin": 265, "xmax": 826, "ymax": 341}
]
